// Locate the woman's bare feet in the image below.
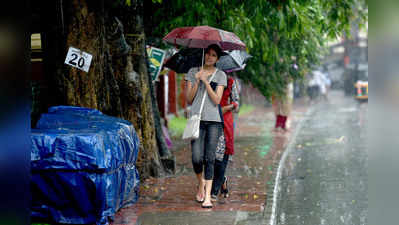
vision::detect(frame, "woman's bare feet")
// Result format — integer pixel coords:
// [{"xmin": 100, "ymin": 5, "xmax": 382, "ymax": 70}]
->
[
  {"xmin": 195, "ymin": 183, "xmax": 205, "ymax": 203},
  {"xmin": 202, "ymin": 180, "xmax": 213, "ymax": 208},
  {"xmin": 196, "ymin": 192, "xmax": 204, "ymax": 203},
  {"xmin": 195, "ymin": 175, "xmax": 205, "ymax": 203}
]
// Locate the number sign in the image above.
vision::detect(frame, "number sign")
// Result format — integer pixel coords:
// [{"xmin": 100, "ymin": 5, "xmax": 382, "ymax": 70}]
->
[{"xmin": 64, "ymin": 47, "xmax": 93, "ymax": 72}]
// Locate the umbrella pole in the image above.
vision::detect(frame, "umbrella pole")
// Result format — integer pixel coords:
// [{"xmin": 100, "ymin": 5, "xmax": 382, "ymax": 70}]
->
[{"xmin": 202, "ymin": 48, "xmax": 204, "ymax": 69}]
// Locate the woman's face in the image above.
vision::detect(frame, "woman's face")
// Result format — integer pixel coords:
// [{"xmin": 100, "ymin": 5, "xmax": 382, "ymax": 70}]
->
[{"xmin": 204, "ymin": 48, "xmax": 218, "ymax": 66}]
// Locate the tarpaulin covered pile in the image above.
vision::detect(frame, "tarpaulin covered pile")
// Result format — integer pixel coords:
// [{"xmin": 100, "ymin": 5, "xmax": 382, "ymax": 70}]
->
[{"xmin": 31, "ymin": 106, "xmax": 140, "ymax": 225}]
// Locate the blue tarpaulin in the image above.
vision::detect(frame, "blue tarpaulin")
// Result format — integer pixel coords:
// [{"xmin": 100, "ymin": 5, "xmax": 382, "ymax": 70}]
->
[
  {"xmin": 47, "ymin": 105, "xmax": 104, "ymax": 115},
  {"xmin": 31, "ymin": 106, "xmax": 140, "ymax": 225}
]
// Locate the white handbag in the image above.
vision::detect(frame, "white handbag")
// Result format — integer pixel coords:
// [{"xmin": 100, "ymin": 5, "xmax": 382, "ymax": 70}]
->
[
  {"xmin": 182, "ymin": 70, "xmax": 217, "ymax": 140},
  {"xmin": 182, "ymin": 114, "xmax": 201, "ymax": 140}
]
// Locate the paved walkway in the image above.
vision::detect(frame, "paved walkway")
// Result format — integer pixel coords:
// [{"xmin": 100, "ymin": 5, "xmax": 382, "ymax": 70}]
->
[{"xmin": 112, "ymin": 98, "xmax": 309, "ymax": 225}]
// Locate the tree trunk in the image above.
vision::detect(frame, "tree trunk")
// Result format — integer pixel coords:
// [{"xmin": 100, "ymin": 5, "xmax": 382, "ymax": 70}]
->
[
  {"xmin": 150, "ymin": 73, "xmax": 176, "ymax": 174},
  {"xmin": 37, "ymin": 0, "xmax": 175, "ymax": 178},
  {"xmin": 116, "ymin": 1, "xmax": 175, "ymax": 176}
]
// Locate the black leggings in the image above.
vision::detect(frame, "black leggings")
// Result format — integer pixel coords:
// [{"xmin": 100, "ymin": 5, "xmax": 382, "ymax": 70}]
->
[{"xmin": 211, "ymin": 153, "xmax": 230, "ymax": 196}]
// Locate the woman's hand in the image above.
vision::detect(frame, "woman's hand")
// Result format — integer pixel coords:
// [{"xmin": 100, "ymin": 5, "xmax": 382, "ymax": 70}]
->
[
  {"xmin": 199, "ymin": 71, "xmax": 209, "ymax": 82},
  {"xmin": 222, "ymin": 104, "xmax": 234, "ymax": 114},
  {"xmin": 195, "ymin": 69, "xmax": 210, "ymax": 82},
  {"xmin": 194, "ymin": 70, "xmax": 202, "ymax": 82},
  {"xmin": 194, "ymin": 68, "xmax": 223, "ymax": 105}
]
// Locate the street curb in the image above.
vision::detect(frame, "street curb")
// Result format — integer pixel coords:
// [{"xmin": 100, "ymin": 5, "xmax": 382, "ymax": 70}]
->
[{"xmin": 263, "ymin": 106, "xmax": 315, "ymax": 225}]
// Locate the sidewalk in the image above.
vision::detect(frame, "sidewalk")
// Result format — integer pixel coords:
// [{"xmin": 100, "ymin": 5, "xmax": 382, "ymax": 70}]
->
[{"xmin": 112, "ymin": 98, "xmax": 309, "ymax": 225}]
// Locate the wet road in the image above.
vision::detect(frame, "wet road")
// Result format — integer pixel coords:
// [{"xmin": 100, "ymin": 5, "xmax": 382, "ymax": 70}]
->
[
  {"xmin": 272, "ymin": 91, "xmax": 367, "ymax": 225},
  {"xmin": 112, "ymin": 91, "xmax": 369, "ymax": 225}
]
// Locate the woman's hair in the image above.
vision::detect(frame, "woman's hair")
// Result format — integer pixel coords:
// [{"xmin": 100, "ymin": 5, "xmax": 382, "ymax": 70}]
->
[{"xmin": 205, "ymin": 44, "xmax": 224, "ymax": 59}]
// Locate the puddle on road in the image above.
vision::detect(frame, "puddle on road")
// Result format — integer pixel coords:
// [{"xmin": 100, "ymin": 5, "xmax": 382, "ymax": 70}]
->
[
  {"xmin": 258, "ymin": 136, "xmax": 273, "ymax": 158},
  {"xmin": 338, "ymin": 107, "xmax": 357, "ymax": 113}
]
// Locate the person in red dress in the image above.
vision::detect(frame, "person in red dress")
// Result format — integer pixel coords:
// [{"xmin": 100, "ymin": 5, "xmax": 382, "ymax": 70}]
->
[
  {"xmin": 272, "ymin": 80, "xmax": 293, "ymax": 133},
  {"xmin": 211, "ymin": 74, "xmax": 239, "ymax": 200}
]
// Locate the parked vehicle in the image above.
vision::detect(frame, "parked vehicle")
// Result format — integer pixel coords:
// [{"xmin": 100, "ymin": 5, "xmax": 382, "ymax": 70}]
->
[
  {"xmin": 354, "ymin": 67, "xmax": 368, "ymax": 102},
  {"xmin": 354, "ymin": 80, "xmax": 368, "ymax": 102}
]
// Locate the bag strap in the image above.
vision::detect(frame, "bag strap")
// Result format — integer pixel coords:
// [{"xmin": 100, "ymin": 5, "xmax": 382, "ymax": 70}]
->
[{"xmin": 199, "ymin": 69, "xmax": 218, "ymax": 116}]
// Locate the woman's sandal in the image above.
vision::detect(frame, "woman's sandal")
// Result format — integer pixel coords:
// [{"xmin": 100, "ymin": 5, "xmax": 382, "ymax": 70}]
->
[
  {"xmin": 195, "ymin": 189, "xmax": 205, "ymax": 203},
  {"xmin": 201, "ymin": 202, "xmax": 213, "ymax": 208},
  {"xmin": 196, "ymin": 198, "xmax": 205, "ymax": 203},
  {"xmin": 220, "ymin": 176, "xmax": 229, "ymax": 198},
  {"xmin": 195, "ymin": 194, "xmax": 205, "ymax": 203}
]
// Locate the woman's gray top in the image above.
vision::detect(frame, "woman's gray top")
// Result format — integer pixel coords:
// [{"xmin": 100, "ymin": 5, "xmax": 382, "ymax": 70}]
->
[{"xmin": 185, "ymin": 67, "xmax": 227, "ymax": 122}]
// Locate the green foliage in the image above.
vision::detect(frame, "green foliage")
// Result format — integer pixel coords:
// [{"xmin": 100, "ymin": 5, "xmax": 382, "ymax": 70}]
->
[
  {"xmin": 238, "ymin": 104, "xmax": 255, "ymax": 117},
  {"xmin": 126, "ymin": 0, "xmax": 162, "ymax": 7},
  {"xmin": 168, "ymin": 116, "xmax": 187, "ymax": 137},
  {"xmin": 145, "ymin": 0, "xmax": 367, "ymax": 99},
  {"xmin": 168, "ymin": 104, "xmax": 254, "ymax": 137}
]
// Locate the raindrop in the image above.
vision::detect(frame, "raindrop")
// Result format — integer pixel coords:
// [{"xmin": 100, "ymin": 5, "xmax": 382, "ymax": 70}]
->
[
  {"xmin": 340, "ymin": 215, "xmax": 345, "ymax": 223},
  {"xmin": 280, "ymin": 212, "xmax": 286, "ymax": 224}
]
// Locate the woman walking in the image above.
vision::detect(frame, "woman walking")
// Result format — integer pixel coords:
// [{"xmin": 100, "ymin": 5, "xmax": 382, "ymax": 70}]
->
[
  {"xmin": 185, "ymin": 44, "xmax": 227, "ymax": 208},
  {"xmin": 211, "ymin": 73, "xmax": 239, "ymax": 201}
]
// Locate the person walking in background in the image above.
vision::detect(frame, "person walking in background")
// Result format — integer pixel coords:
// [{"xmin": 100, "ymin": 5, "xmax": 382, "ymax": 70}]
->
[
  {"xmin": 272, "ymin": 80, "xmax": 293, "ymax": 133},
  {"xmin": 312, "ymin": 68, "xmax": 330, "ymax": 102},
  {"xmin": 307, "ymin": 68, "xmax": 329, "ymax": 103},
  {"xmin": 307, "ymin": 73, "xmax": 318, "ymax": 102},
  {"xmin": 211, "ymin": 73, "xmax": 239, "ymax": 201},
  {"xmin": 321, "ymin": 66, "xmax": 331, "ymax": 101},
  {"xmin": 185, "ymin": 44, "xmax": 227, "ymax": 208}
]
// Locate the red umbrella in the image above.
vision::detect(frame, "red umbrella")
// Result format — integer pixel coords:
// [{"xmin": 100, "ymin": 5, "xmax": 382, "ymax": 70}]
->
[{"xmin": 162, "ymin": 25, "xmax": 246, "ymax": 51}]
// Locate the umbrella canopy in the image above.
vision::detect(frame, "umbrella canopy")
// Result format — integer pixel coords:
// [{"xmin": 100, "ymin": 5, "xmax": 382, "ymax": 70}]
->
[
  {"xmin": 163, "ymin": 48, "xmax": 203, "ymax": 73},
  {"xmin": 163, "ymin": 25, "xmax": 246, "ymax": 51},
  {"xmin": 164, "ymin": 48, "xmax": 251, "ymax": 73},
  {"xmin": 216, "ymin": 50, "xmax": 252, "ymax": 73}
]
